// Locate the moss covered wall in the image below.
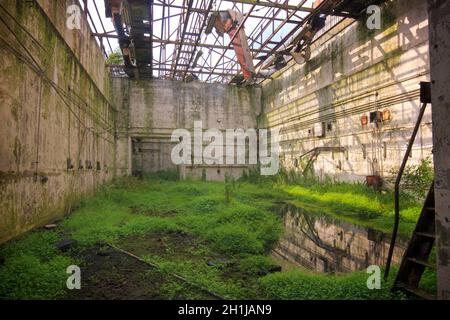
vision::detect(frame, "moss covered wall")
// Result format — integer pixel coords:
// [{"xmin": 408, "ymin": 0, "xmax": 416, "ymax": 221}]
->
[
  {"xmin": 0, "ymin": 0, "xmax": 116, "ymax": 243},
  {"xmin": 35, "ymin": 0, "xmax": 111, "ymax": 95},
  {"xmin": 261, "ymin": 0, "xmax": 431, "ymax": 182}
]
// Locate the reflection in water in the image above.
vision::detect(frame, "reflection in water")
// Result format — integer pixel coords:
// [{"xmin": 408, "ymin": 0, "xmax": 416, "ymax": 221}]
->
[{"xmin": 273, "ymin": 204, "xmax": 406, "ymax": 273}]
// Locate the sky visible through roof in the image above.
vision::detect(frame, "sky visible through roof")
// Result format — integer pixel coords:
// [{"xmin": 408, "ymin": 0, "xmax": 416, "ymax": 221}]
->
[{"xmin": 81, "ymin": 0, "xmax": 317, "ymax": 82}]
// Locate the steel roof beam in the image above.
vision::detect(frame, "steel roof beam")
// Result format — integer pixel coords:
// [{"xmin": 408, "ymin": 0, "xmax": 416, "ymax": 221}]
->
[
  {"xmin": 171, "ymin": 0, "xmax": 194, "ymax": 79},
  {"xmin": 222, "ymin": 0, "xmax": 313, "ymax": 12}
]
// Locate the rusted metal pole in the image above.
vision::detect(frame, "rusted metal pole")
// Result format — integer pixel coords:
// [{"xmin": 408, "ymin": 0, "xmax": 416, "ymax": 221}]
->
[
  {"xmin": 149, "ymin": 0, "xmax": 153, "ymax": 76},
  {"xmin": 83, "ymin": 0, "xmax": 88, "ymax": 19},
  {"xmin": 384, "ymin": 101, "xmax": 429, "ymax": 280}
]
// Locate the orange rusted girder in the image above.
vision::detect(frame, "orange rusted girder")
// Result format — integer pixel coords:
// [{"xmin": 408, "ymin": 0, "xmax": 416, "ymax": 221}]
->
[
  {"xmin": 228, "ymin": 27, "xmax": 255, "ymax": 79},
  {"xmin": 108, "ymin": 0, "xmax": 123, "ymax": 16},
  {"xmin": 213, "ymin": 10, "xmax": 256, "ymax": 80}
]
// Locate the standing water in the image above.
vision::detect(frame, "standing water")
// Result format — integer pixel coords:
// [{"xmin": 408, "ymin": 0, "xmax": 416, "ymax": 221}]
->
[{"xmin": 274, "ymin": 204, "xmax": 407, "ymax": 273}]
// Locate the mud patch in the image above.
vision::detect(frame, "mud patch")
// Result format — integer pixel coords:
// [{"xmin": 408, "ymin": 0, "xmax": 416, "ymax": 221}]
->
[
  {"xmin": 129, "ymin": 205, "xmax": 179, "ymax": 217},
  {"xmin": 116, "ymin": 231, "xmax": 270, "ymax": 299},
  {"xmin": 66, "ymin": 245, "xmax": 213, "ymax": 300},
  {"xmin": 118, "ymin": 230, "xmax": 208, "ymax": 261}
]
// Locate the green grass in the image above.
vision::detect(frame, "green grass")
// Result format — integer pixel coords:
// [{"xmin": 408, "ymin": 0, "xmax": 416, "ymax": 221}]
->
[
  {"xmin": 260, "ymin": 268, "xmax": 406, "ymax": 300},
  {"xmin": 0, "ymin": 231, "xmax": 79, "ymax": 299},
  {"xmin": 281, "ymin": 182, "xmax": 422, "ymax": 237},
  {"xmin": 241, "ymin": 167, "xmax": 423, "ymax": 236},
  {"xmin": 0, "ymin": 175, "xmax": 430, "ymax": 300},
  {"xmin": 0, "ymin": 178, "xmax": 285, "ymax": 299}
]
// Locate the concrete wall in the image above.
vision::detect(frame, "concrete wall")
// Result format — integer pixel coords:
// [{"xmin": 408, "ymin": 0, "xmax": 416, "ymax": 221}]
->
[
  {"xmin": 261, "ymin": 0, "xmax": 431, "ymax": 183},
  {"xmin": 0, "ymin": 0, "xmax": 116, "ymax": 243},
  {"xmin": 112, "ymin": 78, "xmax": 261, "ymax": 180},
  {"xmin": 35, "ymin": 0, "xmax": 110, "ymax": 94},
  {"xmin": 428, "ymin": 0, "xmax": 450, "ymax": 300}
]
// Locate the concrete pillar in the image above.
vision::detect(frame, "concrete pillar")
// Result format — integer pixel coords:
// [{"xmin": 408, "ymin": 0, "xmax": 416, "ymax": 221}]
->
[
  {"xmin": 128, "ymin": 136, "xmax": 133, "ymax": 176},
  {"xmin": 428, "ymin": 0, "xmax": 450, "ymax": 300}
]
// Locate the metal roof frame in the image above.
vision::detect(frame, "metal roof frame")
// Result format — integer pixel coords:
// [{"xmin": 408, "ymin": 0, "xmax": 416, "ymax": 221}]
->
[{"xmin": 84, "ymin": 0, "xmax": 382, "ymax": 84}]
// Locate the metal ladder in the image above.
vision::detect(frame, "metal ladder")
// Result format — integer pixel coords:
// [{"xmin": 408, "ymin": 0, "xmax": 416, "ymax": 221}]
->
[
  {"xmin": 393, "ymin": 183, "xmax": 436, "ymax": 300},
  {"xmin": 384, "ymin": 82, "xmax": 435, "ymax": 299}
]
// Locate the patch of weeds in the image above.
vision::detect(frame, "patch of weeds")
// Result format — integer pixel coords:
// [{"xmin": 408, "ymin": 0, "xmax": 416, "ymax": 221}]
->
[
  {"xmin": 239, "ymin": 255, "xmax": 280, "ymax": 276},
  {"xmin": 395, "ymin": 157, "xmax": 434, "ymax": 199},
  {"xmin": 129, "ymin": 205, "xmax": 179, "ymax": 217},
  {"xmin": 191, "ymin": 198, "xmax": 221, "ymax": 214},
  {"xmin": 118, "ymin": 230, "xmax": 205, "ymax": 261},
  {"xmin": 172, "ymin": 185, "xmax": 203, "ymax": 196},
  {"xmin": 260, "ymin": 268, "xmax": 407, "ymax": 300},
  {"xmin": 207, "ymin": 224, "xmax": 264, "ymax": 255},
  {"xmin": 419, "ymin": 268, "xmax": 437, "ymax": 295},
  {"xmin": 159, "ymin": 279, "xmax": 216, "ymax": 300},
  {"xmin": 145, "ymin": 169, "xmax": 180, "ymax": 181},
  {"xmin": 0, "ymin": 175, "xmax": 423, "ymax": 300},
  {"xmin": 0, "ymin": 231, "xmax": 78, "ymax": 299},
  {"xmin": 283, "ymin": 183, "xmax": 421, "ymax": 236}
]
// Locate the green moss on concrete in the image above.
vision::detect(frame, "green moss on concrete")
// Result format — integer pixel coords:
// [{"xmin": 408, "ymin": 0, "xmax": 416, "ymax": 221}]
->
[
  {"xmin": 265, "ymin": 47, "xmax": 404, "ymax": 124},
  {"xmin": 304, "ymin": 44, "xmax": 330, "ymax": 75},
  {"xmin": 10, "ymin": 102, "xmax": 20, "ymax": 123},
  {"xmin": 356, "ymin": 0, "xmax": 398, "ymax": 43},
  {"xmin": 13, "ymin": 137, "xmax": 22, "ymax": 172},
  {"xmin": 262, "ymin": 0, "xmax": 403, "ymax": 116},
  {"xmin": 0, "ymin": 0, "xmax": 116, "ymax": 244}
]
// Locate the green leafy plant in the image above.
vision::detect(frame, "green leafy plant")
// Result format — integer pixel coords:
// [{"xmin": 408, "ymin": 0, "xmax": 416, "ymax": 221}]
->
[
  {"xmin": 401, "ymin": 157, "xmax": 434, "ymax": 199},
  {"xmin": 224, "ymin": 173, "xmax": 236, "ymax": 204},
  {"xmin": 106, "ymin": 48, "xmax": 124, "ymax": 65}
]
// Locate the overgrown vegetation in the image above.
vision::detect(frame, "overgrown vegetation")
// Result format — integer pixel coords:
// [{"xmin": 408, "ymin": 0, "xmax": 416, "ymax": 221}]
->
[
  {"xmin": 0, "ymin": 171, "xmax": 431, "ymax": 300},
  {"xmin": 0, "ymin": 177, "xmax": 285, "ymax": 299},
  {"xmin": 261, "ymin": 269, "xmax": 405, "ymax": 300},
  {"xmin": 106, "ymin": 48, "xmax": 124, "ymax": 65},
  {"xmin": 241, "ymin": 167, "xmax": 423, "ymax": 237},
  {"xmin": 0, "ymin": 231, "xmax": 78, "ymax": 299},
  {"xmin": 399, "ymin": 157, "xmax": 434, "ymax": 199}
]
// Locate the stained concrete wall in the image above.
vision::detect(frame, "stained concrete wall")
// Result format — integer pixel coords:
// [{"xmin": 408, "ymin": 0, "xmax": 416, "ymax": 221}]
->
[
  {"xmin": 261, "ymin": 0, "xmax": 431, "ymax": 183},
  {"xmin": 0, "ymin": 1, "xmax": 116, "ymax": 243},
  {"xmin": 35, "ymin": 0, "xmax": 111, "ymax": 94},
  {"xmin": 428, "ymin": 0, "xmax": 450, "ymax": 300},
  {"xmin": 112, "ymin": 78, "xmax": 261, "ymax": 180}
]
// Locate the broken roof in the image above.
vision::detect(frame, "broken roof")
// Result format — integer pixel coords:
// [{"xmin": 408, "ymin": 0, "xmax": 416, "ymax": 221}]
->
[{"xmin": 84, "ymin": 0, "xmax": 383, "ymax": 84}]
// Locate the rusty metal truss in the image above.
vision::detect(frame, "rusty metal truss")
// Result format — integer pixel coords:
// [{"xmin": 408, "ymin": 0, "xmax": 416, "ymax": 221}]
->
[{"xmin": 84, "ymin": 0, "xmax": 383, "ymax": 84}]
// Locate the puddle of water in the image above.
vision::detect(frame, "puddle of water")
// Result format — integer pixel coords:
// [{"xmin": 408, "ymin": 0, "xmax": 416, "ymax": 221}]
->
[{"xmin": 273, "ymin": 204, "xmax": 407, "ymax": 274}]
